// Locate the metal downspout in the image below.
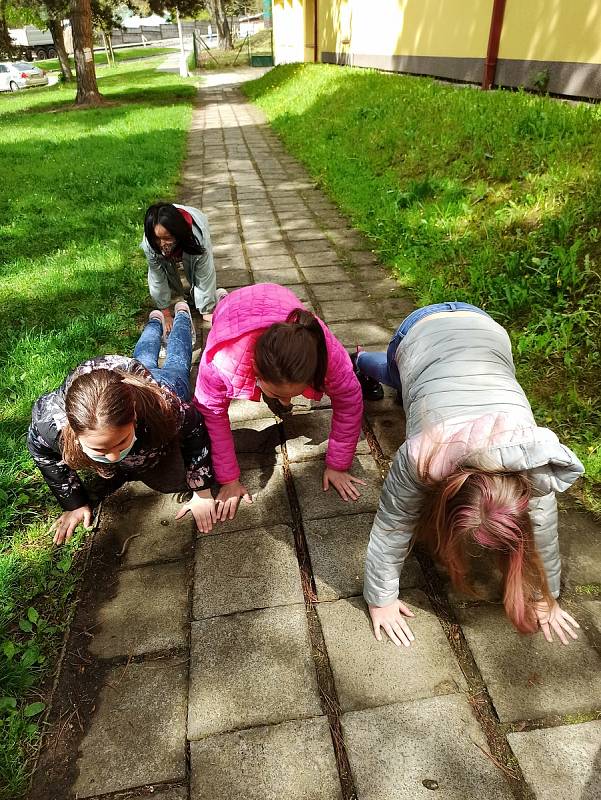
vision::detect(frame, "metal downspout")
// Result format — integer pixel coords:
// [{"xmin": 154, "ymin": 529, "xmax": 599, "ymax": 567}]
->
[
  {"xmin": 314, "ymin": 0, "xmax": 319, "ymax": 63},
  {"xmin": 482, "ymin": 0, "xmax": 507, "ymax": 90}
]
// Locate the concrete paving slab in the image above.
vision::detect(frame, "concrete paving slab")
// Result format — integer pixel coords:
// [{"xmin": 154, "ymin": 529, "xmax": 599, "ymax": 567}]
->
[
  {"xmin": 190, "ymin": 718, "xmax": 342, "ymax": 800},
  {"xmin": 193, "ymin": 524, "xmax": 303, "ymax": 618},
  {"xmin": 231, "ymin": 417, "xmax": 282, "ymax": 469},
  {"xmin": 507, "ymin": 721, "xmax": 601, "ymax": 800},
  {"xmin": 144, "ymin": 788, "xmax": 187, "ymax": 800},
  {"xmin": 210, "ymin": 466, "xmax": 292, "ymax": 534},
  {"xmin": 305, "ymin": 513, "xmax": 423, "ymax": 601},
  {"xmin": 89, "ymin": 561, "xmax": 188, "ymax": 658},
  {"xmin": 215, "ymin": 268, "xmax": 251, "ymax": 288},
  {"xmin": 343, "ymin": 695, "xmax": 514, "ymax": 800},
  {"xmin": 188, "ymin": 605, "xmax": 322, "ymax": 738},
  {"xmin": 254, "ymin": 267, "xmax": 303, "ymax": 285},
  {"xmin": 245, "ymin": 241, "xmax": 290, "ymax": 256},
  {"xmin": 228, "ymin": 397, "xmax": 276, "ymax": 423},
  {"xmin": 283, "ymin": 408, "xmax": 370, "ymax": 462},
  {"xmin": 296, "ymin": 250, "xmax": 341, "ymax": 268},
  {"xmin": 329, "ymin": 320, "xmax": 395, "ymax": 347},
  {"xmin": 345, "ymin": 250, "xmax": 379, "ymax": 266},
  {"xmin": 302, "ymin": 265, "xmax": 350, "ymax": 283},
  {"xmin": 290, "ymin": 455, "xmax": 383, "ymax": 521},
  {"xmin": 456, "ymin": 603, "xmax": 601, "ymax": 722},
  {"xmin": 104, "ymin": 492, "xmax": 194, "ymax": 568},
  {"xmin": 367, "ymin": 410, "xmax": 406, "ymax": 458},
  {"xmin": 243, "ymin": 230, "xmax": 284, "ymax": 244},
  {"xmin": 582, "ymin": 599, "xmax": 601, "ymax": 635},
  {"xmin": 320, "ymin": 300, "xmax": 377, "ymax": 323},
  {"xmin": 284, "ymin": 283, "xmax": 313, "ymax": 305},
  {"xmin": 558, "ymin": 502, "xmax": 601, "ymax": 587},
  {"xmin": 311, "ymin": 282, "xmax": 362, "ymax": 302},
  {"xmin": 73, "ymin": 660, "xmax": 187, "ymax": 797},
  {"xmin": 248, "ymin": 254, "xmax": 296, "ymax": 271},
  {"xmin": 327, "ymin": 229, "xmax": 370, "ymax": 250},
  {"xmin": 290, "ymin": 238, "xmax": 342, "ymax": 254},
  {"xmin": 318, "ymin": 593, "xmax": 465, "ymax": 711}
]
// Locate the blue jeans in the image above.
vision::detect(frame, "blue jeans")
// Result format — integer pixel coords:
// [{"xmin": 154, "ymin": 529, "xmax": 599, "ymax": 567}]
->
[
  {"xmin": 133, "ymin": 313, "xmax": 192, "ymax": 401},
  {"xmin": 356, "ymin": 302, "xmax": 490, "ymax": 391}
]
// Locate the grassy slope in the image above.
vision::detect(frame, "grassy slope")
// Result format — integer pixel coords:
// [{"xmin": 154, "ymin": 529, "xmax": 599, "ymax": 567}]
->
[
  {"xmin": 0, "ymin": 59, "xmax": 196, "ymax": 798},
  {"xmin": 194, "ymin": 28, "xmax": 272, "ymax": 70},
  {"xmin": 35, "ymin": 46, "xmax": 177, "ymax": 72},
  {"xmin": 244, "ymin": 64, "xmax": 601, "ymax": 505}
]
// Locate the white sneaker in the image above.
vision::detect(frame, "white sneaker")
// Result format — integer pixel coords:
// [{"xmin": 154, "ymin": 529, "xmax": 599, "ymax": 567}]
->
[
  {"xmin": 215, "ymin": 287, "xmax": 228, "ymax": 305},
  {"xmin": 174, "ymin": 301, "xmax": 197, "ymax": 346}
]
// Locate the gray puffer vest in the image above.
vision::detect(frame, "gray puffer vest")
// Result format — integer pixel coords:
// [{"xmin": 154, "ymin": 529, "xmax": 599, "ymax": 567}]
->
[{"xmin": 363, "ymin": 313, "xmax": 584, "ymax": 607}]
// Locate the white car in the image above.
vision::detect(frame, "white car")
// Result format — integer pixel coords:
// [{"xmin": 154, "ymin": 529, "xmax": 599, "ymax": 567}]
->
[{"xmin": 0, "ymin": 61, "xmax": 49, "ymax": 92}]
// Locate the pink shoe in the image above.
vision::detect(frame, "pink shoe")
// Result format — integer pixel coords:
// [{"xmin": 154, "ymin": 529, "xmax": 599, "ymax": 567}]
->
[{"xmin": 174, "ymin": 301, "xmax": 197, "ymax": 346}]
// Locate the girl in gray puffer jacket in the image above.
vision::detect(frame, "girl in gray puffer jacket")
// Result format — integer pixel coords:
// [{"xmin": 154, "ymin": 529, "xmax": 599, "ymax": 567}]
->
[{"xmin": 354, "ymin": 303, "xmax": 584, "ymax": 647}]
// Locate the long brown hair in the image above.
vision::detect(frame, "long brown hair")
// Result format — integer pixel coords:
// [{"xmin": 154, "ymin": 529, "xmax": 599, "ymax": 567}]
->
[
  {"xmin": 414, "ymin": 465, "xmax": 553, "ymax": 633},
  {"xmin": 61, "ymin": 369, "xmax": 178, "ymax": 472},
  {"xmin": 254, "ymin": 309, "xmax": 328, "ymax": 391}
]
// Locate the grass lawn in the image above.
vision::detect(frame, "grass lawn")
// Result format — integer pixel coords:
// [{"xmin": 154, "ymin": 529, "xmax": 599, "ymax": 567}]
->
[
  {"xmin": 35, "ymin": 45, "xmax": 177, "ymax": 73},
  {"xmin": 194, "ymin": 28, "xmax": 272, "ymax": 70},
  {"xmin": 244, "ymin": 64, "xmax": 601, "ymax": 507},
  {"xmin": 0, "ymin": 58, "xmax": 196, "ymax": 798}
]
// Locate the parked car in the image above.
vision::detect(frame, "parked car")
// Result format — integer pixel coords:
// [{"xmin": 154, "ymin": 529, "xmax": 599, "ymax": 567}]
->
[{"xmin": 0, "ymin": 62, "xmax": 49, "ymax": 92}]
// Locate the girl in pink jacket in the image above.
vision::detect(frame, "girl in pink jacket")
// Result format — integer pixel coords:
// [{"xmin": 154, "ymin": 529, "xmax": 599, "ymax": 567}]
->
[{"xmin": 193, "ymin": 284, "xmax": 364, "ymax": 519}]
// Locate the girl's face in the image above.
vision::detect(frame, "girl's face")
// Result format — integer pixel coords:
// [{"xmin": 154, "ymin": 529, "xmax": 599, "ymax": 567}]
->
[
  {"xmin": 78, "ymin": 423, "xmax": 136, "ymax": 463},
  {"xmin": 154, "ymin": 223, "xmax": 177, "ymax": 256},
  {"xmin": 256, "ymin": 378, "xmax": 308, "ymax": 407}
]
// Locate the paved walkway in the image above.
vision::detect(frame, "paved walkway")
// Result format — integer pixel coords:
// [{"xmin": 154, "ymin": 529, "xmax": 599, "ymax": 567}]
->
[{"xmin": 33, "ymin": 71, "xmax": 601, "ymax": 800}]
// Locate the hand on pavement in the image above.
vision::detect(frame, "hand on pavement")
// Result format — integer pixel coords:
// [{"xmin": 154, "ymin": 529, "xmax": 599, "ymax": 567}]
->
[
  {"xmin": 322, "ymin": 467, "xmax": 366, "ymax": 501},
  {"xmin": 534, "ymin": 599, "xmax": 579, "ymax": 645},
  {"xmin": 369, "ymin": 599, "xmax": 416, "ymax": 647},
  {"xmin": 175, "ymin": 490, "xmax": 217, "ymax": 534},
  {"xmin": 215, "ymin": 479, "xmax": 252, "ymax": 521}
]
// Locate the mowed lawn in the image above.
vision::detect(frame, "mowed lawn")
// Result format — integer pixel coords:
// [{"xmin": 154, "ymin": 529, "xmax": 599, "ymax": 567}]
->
[
  {"xmin": 244, "ymin": 64, "xmax": 601, "ymax": 505},
  {"xmin": 0, "ymin": 60, "xmax": 196, "ymax": 798}
]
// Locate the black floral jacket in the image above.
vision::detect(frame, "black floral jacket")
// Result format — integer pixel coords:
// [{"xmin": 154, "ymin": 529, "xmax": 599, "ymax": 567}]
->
[{"xmin": 27, "ymin": 356, "xmax": 214, "ymax": 511}]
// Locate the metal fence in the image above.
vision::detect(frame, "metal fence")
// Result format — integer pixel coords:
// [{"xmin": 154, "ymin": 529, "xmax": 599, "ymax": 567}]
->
[{"xmin": 110, "ymin": 21, "xmax": 210, "ymax": 45}]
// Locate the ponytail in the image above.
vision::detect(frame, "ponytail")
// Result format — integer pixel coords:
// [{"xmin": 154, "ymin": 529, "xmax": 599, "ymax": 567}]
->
[{"xmin": 254, "ymin": 308, "xmax": 328, "ymax": 391}]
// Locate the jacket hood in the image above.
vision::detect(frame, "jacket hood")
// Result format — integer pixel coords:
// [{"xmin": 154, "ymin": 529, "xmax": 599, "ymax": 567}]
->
[{"xmin": 407, "ymin": 413, "xmax": 584, "ymax": 494}]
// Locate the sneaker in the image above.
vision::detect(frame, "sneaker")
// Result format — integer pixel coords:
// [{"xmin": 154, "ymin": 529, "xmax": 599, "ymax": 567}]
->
[
  {"xmin": 149, "ymin": 310, "xmax": 168, "ymax": 344},
  {"xmin": 215, "ymin": 287, "xmax": 228, "ymax": 305},
  {"xmin": 349, "ymin": 351, "xmax": 384, "ymax": 401},
  {"xmin": 174, "ymin": 301, "xmax": 197, "ymax": 347}
]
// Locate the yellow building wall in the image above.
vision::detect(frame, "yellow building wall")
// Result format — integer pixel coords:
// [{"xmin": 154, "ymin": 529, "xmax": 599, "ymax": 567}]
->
[
  {"xmin": 319, "ymin": 0, "xmax": 492, "ymax": 59},
  {"xmin": 274, "ymin": 0, "xmax": 601, "ymax": 66},
  {"xmin": 272, "ymin": 0, "xmax": 305, "ymax": 64},
  {"xmin": 499, "ymin": 0, "xmax": 601, "ymax": 64}
]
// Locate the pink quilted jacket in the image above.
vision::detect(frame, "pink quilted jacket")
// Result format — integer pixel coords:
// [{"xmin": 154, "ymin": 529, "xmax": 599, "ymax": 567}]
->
[{"xmin": 193, "ymin": 284, "xmax": 363, "ymax": 484}]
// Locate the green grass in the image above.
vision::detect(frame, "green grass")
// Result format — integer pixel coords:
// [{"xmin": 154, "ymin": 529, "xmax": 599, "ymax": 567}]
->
[
  {"xmin": 244, "ymin": 64, "xmax": 601, "ymax": 507},
  {"xmin": 194, "ymin": 28, "xmax": 272, "ymax": 70},
  {"xmin": 0, "ymin": 58, "xmax": 196, "ymax": 798},
  {"xmin": 35, "ymin": 45, "xmax": 177, "ymax": 73}
]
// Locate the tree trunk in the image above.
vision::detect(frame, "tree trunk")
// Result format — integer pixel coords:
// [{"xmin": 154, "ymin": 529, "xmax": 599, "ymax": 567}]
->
[
  {"xmin": 70, "ymin": 0, "xmax": 103, "ymax": 105},
  {"xmin": 209, "ymin": 0, "xmax": 233, "ymax": 50},
  {"xmin": 0, "ymin": 0, "xmax": 15, "ymax": 61},
  {"xmin": 175, "ymin": 6, "xmax": 189, "ymax": 77},
  {"xmin": 47, "ymin": 17, "xmax": 73, "ymax": 82}
]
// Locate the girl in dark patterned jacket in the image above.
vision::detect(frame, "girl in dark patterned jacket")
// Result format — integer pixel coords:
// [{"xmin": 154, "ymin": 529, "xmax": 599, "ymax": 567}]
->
[{"xmin": 28, "ymin": 303, "xmax": 216, "ymax": 545}]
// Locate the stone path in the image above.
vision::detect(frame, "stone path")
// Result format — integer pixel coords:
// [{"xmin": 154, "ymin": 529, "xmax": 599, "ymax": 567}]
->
[{"xmin": 37, "ymin": 71, "xmax": 601, "ymax": 800}]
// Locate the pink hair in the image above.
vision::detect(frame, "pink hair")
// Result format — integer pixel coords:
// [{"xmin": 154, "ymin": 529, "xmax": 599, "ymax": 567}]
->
[{"xmin": 416, "ymin": 468, "xmax": 552, "ymax": 633}]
